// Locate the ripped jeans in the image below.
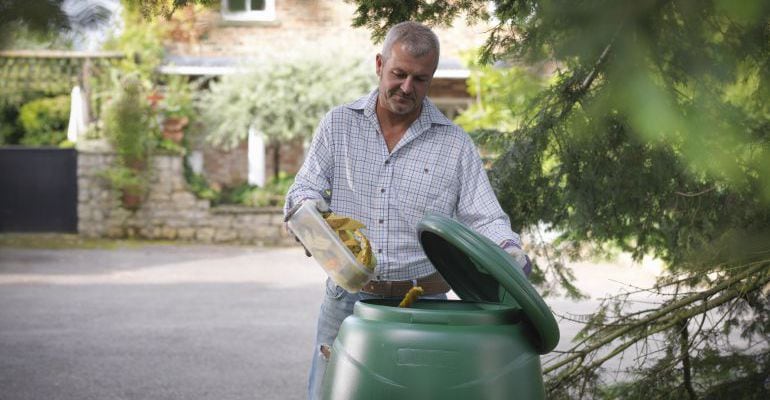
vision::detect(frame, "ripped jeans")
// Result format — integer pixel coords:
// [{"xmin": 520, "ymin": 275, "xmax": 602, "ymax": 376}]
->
[{"xmin": 307, "ymin": 278, "xmax": 447, "ymax": 400}]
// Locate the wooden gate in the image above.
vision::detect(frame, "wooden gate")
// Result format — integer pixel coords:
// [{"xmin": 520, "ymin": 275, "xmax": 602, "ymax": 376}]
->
[{"xmin": 0, "ymin": 147, "xmax": 78, "ymax": 232}]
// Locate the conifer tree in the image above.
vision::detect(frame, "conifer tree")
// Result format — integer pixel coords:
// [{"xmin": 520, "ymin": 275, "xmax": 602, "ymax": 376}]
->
[{"xmin": 349, "ymin": 1, "xmax": 770, "ymax": 397}]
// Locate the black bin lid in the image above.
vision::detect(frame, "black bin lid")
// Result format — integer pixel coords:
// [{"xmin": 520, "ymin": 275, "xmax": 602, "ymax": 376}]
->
[{"xmin": 417, "ymin": 214, "xmax": 560, "ymax": 354}]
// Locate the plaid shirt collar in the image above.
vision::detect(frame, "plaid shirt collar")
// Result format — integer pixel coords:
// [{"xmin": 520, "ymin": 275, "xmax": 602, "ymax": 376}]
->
[{"xmin": 346, "ymin": 89, "xmax": 454, "ymax": 133}]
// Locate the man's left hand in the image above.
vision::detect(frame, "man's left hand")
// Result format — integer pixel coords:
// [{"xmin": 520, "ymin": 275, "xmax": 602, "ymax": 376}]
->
[{"xmin": 506, "ymin": 246, "xmax": 533, "ymax": 277}]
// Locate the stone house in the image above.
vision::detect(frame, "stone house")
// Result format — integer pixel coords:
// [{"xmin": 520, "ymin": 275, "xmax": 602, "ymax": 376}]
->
[{"xmin": 159, "ymin": 0, "xmax": 488, "ymax": 189}]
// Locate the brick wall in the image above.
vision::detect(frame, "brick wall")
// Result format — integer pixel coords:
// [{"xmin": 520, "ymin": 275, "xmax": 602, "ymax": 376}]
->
[
  {"xmin": 198, "ymin": 137, "xmax": 304, "ymax": 188},
  {"xmin": 429, "ymin": 78, "xmax": 471, "ymax": 99},
  {"xmin": 265, "ymin": 138, "xmax": 305, "ymax": 179},
  {"xmin": 202, "ymin": 140, "xmax": 248, "ymax": 187},
  {"xmin": 164, "ymin": 1, "xmax": 491, "ymax": 61}
]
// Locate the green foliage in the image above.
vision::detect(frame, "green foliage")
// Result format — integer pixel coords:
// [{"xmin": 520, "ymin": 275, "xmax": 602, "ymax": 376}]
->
[
  {"xmin": 159, "ymin": 75, "xmax": 195, "ymax": 120},
  {"xmin": 220, "ymin": 173, "xmax": 295, "ymax": 207},
  {"xmin": 0, "ymin": 23, "xmax": 74, "ymax": 50},
  {"xmin": 17, "ymin": 95, "xmax": 70, "ymax": 146},
  {"xmin": 0, "ymin": 1, "xmax": 68, "ymax": 49},
  {"xmin": 99, "ymin": 74, "xmax": 156, "ymax": 209},
  {"xmin": 1, "ymin": 104, "xmax": 22, "ymax": 145},
  {"xmin": 103, "ymin": 5, "xmax": 165, "ymax": 82},
  {"xmin": 123, "ymin": 0, "xmax": 217, "ymax": 20},
  {"xmin": 102, "ymin": 74, "xmax": 156, "ymax": 164},
  {"xmin": 351, "ymin": 0, "xmax": 770, "ymax": 397},
  {"xmin": 183, "ymin": 162, "xmax": 219, "ymax": 202},
  {"xmin": 456, "ymin": 62, "xmax": 550, "ymax": 133},
  {"xmin": 155, "ymin": 137, "xmax": 186, "ymax": 155},
  {"xmin": 1, "ymin": 92, "xmax": 63, "ymax": 145},
  {"xmin": 355, "ymin": 0, "xmax": 770, "ymax": 276},
  {"xmin": 455, "ymin": 61, "xmax": 551, "ymax": 158},
  {"xmin": 98, "ymin": 165, "xmax": 147, "ymax": 194},
  {"xmin": 349, "ymin": 0, "xmax": 492, "ymax": 43},
  {"xmin": 184, "ymin": 168, "xmax": 295, "ymax": 208},
  {"xmin": 198, "ymin": 46, "xmax": 375, "ymax": 149}
]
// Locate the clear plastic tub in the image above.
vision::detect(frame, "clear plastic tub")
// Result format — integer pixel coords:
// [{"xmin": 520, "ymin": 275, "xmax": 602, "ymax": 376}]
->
[{"xmin": 287, "ymin": 202, "xmax": 375, "ymax": 292}]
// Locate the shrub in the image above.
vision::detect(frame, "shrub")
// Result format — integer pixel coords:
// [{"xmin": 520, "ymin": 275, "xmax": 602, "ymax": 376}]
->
[
  {"xmin": 0, "ymin": 105, "xmax": 22, "ymax": 145},
  {"xmin": 99, "ymin": 75, "xmax": 157, "ymax": 210},
  {"xmin": 17, "ymin": 95, "xmax": 70, "ymax": 146},
  {"xmin": 220, "ymin": 173, "xmax": 295, "ymax": 207},
  {"xmin": 102, "ymin": 75, "xmax": 155, "ymax": 165}
]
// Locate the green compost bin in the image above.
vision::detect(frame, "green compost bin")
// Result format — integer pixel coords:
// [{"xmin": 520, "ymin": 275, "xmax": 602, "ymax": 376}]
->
[{"xmin": 321, "ymin": 214, "xmax": 560, "ymax": 400}]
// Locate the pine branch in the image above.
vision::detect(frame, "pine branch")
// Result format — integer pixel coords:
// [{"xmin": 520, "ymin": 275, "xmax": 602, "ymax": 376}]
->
[{"xmin": 544, "ymin": 260, "xmax": 770, "ymax": 381}]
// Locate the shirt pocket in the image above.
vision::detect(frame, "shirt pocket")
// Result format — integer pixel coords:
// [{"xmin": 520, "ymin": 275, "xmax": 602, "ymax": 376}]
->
[{"xmin": 393, "ymin": 164, "xmax": 451, "ymax": 226}]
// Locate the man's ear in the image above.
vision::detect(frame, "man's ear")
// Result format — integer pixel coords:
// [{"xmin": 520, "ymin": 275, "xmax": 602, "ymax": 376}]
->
[{"xmin": 375, "ymin": 53, "xmax": 383, "ymax": 78}]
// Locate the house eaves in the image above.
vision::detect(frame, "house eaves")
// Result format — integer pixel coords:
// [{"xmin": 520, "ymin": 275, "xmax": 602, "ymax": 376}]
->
[{"xmin": 159, "ymin": 54, "xmax": 470, "ymax": 79}]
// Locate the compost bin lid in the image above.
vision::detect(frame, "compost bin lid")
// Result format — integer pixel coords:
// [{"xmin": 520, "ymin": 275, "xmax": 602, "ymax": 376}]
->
[{"xmin": 417, "ymin": 214, "xmax": 560, "ymax": 354}]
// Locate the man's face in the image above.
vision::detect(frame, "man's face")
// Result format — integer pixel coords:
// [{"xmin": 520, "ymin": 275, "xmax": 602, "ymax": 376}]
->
[{"xmin": 376, "ymin": 42, "xmax": 437, "ymax": 117}]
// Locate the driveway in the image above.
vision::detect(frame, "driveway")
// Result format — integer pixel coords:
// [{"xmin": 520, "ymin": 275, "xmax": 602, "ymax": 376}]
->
[{"xmin": 0, "ymin": 243, "xmax": 325, "ymax": 400}]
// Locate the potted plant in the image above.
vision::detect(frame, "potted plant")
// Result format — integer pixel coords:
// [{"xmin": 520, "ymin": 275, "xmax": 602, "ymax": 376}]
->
[
  {"xmin": 159, "ymin": 76, "xmax": 194, "ymax": 144},
  {"xmin": 99, "ymin": 166, "xmax": 147, "ymax": 210},
  {"xmin": 101, "ymin": 74, "xmax": 156, "ymax": 210}
]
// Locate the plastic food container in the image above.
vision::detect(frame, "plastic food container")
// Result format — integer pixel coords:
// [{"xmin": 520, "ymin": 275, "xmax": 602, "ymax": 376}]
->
[{"xmin": 287, "ymin": 202, "xmax": 375, "ymax": 292}]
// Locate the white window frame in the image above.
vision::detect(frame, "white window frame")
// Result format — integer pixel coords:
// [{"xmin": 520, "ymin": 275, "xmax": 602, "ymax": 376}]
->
[{"xmin": 221, "ymin": 0, "xmax": 276, "ymax": 22}]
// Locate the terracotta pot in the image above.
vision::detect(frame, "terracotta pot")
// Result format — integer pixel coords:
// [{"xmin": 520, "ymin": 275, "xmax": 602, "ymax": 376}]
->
[
  {"xmin": 126, "ymin": 158, "xmax": 146, "ymax": 171},
  {"xmin": 162, "ymin": 116, "xmax": 189, "ymax": 144},
  {"xmin": 121, "ymin": 186, "xmax": 143, "ymax": 210}
]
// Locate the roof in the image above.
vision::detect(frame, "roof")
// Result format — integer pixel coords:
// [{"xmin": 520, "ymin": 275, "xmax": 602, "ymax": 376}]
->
[{"xmin": 158, "ymin": 54, "xmax": 469, "ymax": 79}]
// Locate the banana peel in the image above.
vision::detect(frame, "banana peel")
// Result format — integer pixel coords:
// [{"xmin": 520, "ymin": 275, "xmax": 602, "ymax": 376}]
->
[
  {"xmin": 398, "ymin": 286, "xmax": 424, "ymax": 308},
  {"xmin": 324, "ymin": 214, "xmax": 365, "ymax": 231},
  {"xmin": 322, "ymin": 212, "xmax": 376, "ymax": 271}
]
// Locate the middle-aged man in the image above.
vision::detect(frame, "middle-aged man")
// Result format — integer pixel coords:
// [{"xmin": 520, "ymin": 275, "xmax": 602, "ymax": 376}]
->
[{"xmin": 283, "ymin": 21, "xmax": 532, "ymax": 400}]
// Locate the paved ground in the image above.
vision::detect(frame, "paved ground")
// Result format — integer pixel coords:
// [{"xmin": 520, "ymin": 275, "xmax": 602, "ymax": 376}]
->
[
  {"xmin": 0, "ymin": 243, "xmax": 326, "ymax": 400},
  {"xmin": 0, "ymin": 238, "xmax": 670, "ymax": 399}
]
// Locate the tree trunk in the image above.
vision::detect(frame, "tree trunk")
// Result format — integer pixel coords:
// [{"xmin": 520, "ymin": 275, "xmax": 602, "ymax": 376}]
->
[{"xmin": 679, "ymin": 319, "xmax": 697, "ymax": 400}]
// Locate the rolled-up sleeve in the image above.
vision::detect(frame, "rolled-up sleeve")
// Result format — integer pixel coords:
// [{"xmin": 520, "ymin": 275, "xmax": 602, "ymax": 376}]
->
[
  {"xmin": 454, "ymin": 137, "xmax": 521, "ymax": 248},
  {"xmin": 284, "ymin": 114, "xmax": 334, "ymax": 217}
]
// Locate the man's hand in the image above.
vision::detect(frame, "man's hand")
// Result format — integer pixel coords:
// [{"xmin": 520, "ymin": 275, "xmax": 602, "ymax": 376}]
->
[
  {"xmin": 507, "ymin": 247, "xmax": 533, "ymax": 277},
  {"xmin": 500, "ymin": 239, "xmax": 532, "ymax": 277},
  {"xmin": 284, "ymin": 198, "xmax": 330, "ymax": 223},
  {"xmin": 284, "ymin": 198, "xmax": 331, "ymax": 257}
]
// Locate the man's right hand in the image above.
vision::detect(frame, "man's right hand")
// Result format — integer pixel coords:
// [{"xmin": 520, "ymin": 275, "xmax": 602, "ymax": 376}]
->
[
  {"xmin": 284, "ymin": 198, "xmax": 331, "ymax": 257},
  {"xmin": 284, "ymin": 198, "xmax": 330, "ymax": 222}
]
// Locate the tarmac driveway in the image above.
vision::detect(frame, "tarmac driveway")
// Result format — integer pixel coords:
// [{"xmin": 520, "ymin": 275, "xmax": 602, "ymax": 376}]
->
[{"xmin": 0, "ymin": 243, "xmax": 325, "ymax": 400}]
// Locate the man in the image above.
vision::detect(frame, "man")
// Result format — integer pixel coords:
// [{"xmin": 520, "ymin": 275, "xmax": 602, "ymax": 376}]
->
[{"xmin": 284, "ymin": 21, "xmax": 531, "ymax": 400}]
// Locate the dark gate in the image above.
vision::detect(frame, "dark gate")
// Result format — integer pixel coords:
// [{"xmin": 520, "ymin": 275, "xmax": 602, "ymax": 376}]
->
[{"xmin": 0, "ymin": 147, "xmax": 78, "ymax": 232}]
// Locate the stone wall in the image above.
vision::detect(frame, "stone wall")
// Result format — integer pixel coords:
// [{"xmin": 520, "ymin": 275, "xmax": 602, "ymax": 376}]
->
[{"xmin": 77, "ymin": 149, "xmax": 293, "ymax": 246}]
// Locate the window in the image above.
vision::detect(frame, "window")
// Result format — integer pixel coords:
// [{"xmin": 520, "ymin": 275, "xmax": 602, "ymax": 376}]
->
[{"xmin": 222, "ymin": 0, "xmax": 276, "ymax": 22}]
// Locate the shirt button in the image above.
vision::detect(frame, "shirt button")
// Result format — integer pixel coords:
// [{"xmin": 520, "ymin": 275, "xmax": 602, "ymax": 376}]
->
[
  {"xmin": 384, "ymin": 160, "xmax": 390, "ymax": 165},
  {"xmin": 378, "ymin": 219, "xmax": 384, "ymax": 224},
  {"xmin": 380, "ymin": 188, "xmax": 385, "ymax": 193},
  {"xmin": 377, "ymin": 249, "xmax": 383, "ymax": 254}
]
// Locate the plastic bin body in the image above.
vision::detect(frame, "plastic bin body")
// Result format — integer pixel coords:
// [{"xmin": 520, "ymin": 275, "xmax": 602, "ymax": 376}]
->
[{"xmin": 322, "ymin": 299, "xmax": 545, "ymax": 400}]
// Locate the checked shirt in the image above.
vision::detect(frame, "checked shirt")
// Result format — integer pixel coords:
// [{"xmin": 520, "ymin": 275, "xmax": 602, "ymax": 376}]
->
[{"xmin": 285, "ymin": 90, "xmax": 520, "ymax": 281}]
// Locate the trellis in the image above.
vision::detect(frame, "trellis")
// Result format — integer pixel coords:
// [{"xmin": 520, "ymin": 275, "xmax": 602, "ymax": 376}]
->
[{"xmin": 0, "ymin": 50, "xmax": 125, "ymax": 118}]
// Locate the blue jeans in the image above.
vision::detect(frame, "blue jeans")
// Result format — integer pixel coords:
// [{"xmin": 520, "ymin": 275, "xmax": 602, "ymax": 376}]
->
[{"xmin": 307, "ymin": 278, "xmax": 447, "ymax": 400}]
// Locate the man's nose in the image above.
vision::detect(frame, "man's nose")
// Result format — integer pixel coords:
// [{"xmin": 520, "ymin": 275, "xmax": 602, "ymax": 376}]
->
[{"xmin": 400, "ymin": 76, "xmax": 414, "ymax": 94}]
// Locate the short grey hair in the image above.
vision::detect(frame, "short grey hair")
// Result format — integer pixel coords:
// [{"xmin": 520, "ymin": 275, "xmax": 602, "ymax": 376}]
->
[{"xmin": 381, "ymin": 21, "xmax": 440, "ymax": 70}]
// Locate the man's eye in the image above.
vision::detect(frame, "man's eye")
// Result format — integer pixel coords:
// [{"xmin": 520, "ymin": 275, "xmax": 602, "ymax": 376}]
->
[{"xmin": 393, "ymin": 72, "xmax": 406, "ymax": 79}]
